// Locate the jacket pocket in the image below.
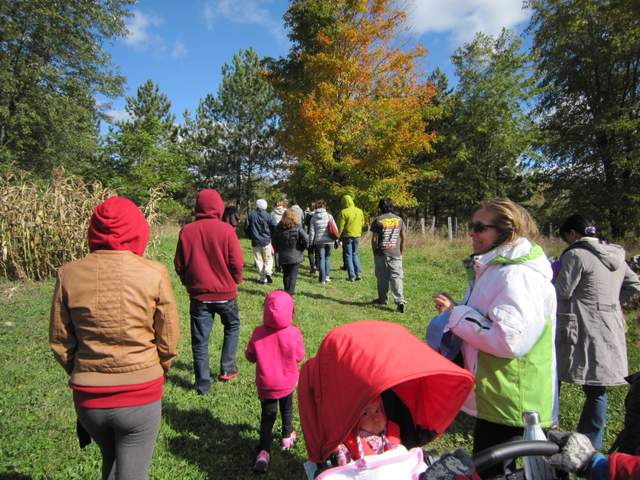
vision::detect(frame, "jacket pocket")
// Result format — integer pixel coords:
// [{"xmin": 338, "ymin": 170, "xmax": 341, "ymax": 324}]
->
[{"xmin": 556, "ymin": 312, "xmax": 578, "ymax": 345}]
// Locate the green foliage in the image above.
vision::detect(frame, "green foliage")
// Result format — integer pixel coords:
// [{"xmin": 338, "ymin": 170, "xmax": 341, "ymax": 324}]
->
[
  {"xmin": 100, "ymin": 80, "xmax": 190, "ymax": 207},
  {"xmin": 0, "ymin": 0, "xmax": 133, "ymax": 174},
  {"xmin": 185, "ymin": 49, "xmax": 282, "ymax": 211},
  {"xmin": 527, "ymin": 0, "xmax": 640, "ymax": 237},
  {"xmin": 416, "ymin": 30, "xmax": 539, "ymax": 219}
]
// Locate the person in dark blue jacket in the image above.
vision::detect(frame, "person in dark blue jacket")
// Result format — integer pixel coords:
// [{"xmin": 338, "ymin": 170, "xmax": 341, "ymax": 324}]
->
[{"xmin": 245, "ymin": 199, "xmax": 277, "ymax": 284}]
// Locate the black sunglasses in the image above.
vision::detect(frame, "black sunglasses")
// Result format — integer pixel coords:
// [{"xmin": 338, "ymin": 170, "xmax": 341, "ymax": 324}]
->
[{"xmin": 468, "ymin": 222, "xmax": 498, "ymax": 233}]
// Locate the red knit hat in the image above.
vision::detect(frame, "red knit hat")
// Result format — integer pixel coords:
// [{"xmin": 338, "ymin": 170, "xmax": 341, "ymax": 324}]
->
[{"xmin": 88, "ymin": 196, "xmax": 150, "ymax": 256}]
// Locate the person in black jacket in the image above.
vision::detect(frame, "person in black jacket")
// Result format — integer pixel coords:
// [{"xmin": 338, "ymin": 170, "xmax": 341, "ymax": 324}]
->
[
  {"xmin": 304, "ymin": 203, "xmax": 317, "ymax": 274},
  {"xmin": 272, "ymin": 208, "xmax": 309, "ymax": 295},
  {"xmin": 222, "ymin": 204, "xmax": 240, "ymax": 228}
]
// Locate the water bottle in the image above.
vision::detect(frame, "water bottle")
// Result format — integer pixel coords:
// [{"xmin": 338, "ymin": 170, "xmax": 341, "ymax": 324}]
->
[{"xmin": 522, "ymin": 411, "xmax": 556, "ymax": 479}]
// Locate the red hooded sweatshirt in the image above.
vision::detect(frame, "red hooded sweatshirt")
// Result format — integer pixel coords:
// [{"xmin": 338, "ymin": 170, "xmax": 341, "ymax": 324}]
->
[
  {"xmin": 88, "ymin": 196, "xmax": 150, "ymax": 256},
  {"xmin": 609, "ymin": 453, "xmax": 640, "ymax": 480},
  {"xmin": 245, "ymin": 291, "xmax": 305, "ymax": 400},
  {"xmin": 174, "ymin": 189, "xmax": 244, "ymax": 301}
]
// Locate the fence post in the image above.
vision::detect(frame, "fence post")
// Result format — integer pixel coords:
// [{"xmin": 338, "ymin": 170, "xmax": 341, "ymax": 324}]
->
[
  {"xmin": 447, "ymin": 217, "xmax": 453, "ymax": 241},
  {"xmin": 420, "ymin": 217, "xmax": 425, "ymax": 237},
  {"xmin": 430, "ymin": 216, "xmax": 436, "ymax": 235}
]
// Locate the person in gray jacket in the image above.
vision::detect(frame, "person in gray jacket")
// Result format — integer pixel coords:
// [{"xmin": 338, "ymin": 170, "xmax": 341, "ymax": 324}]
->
[
  {"xmin": 556, "ymin": 214, "xmax": 640, "ymax": 449},
  {"xmin": 309, "ymin": 199, "xmax": 336, "ymax": 284}
]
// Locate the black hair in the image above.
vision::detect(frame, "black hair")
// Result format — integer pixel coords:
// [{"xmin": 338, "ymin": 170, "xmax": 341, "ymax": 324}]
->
[
  {"xmin": 378, "ymin": 197, "xmax": 393, "ymax": 214},
  {"xmin": 559, "ymin": 214, "xmax": 598, "ymax": 239}
]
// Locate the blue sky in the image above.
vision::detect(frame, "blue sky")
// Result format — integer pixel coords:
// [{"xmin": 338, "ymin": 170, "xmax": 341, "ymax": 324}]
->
[{"xmin": 102, "ymin": 0, "xmax": 533, "ymax": 126}]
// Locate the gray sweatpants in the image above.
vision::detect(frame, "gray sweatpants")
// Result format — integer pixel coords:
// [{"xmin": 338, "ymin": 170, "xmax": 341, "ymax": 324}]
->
[
  {"xmin": 76, "ymin": 400, "xmax": 161, "ymax": 480},
  {"xmin": 374, "ymin": 254, "xmax": 404, "ymax": 305}
]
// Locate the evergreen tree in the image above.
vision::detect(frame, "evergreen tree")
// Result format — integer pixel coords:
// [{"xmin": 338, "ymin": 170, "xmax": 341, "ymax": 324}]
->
[
  {"xmin": 189, "ymin": 49, "xmax": 281, "ymax": 209},
  {"xmin": 102, "ymin": 80, "xmax": 188, "ymax": 205}
]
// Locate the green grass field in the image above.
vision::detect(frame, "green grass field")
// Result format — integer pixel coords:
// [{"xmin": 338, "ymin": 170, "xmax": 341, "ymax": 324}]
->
[{"xmin": 1, "ymin": 230, "xmax": 637, "ymax": 479}]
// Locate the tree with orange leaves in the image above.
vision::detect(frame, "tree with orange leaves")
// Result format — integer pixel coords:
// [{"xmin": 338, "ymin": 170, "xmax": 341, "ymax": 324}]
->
[{"xmin": 267, "ymin": 0, "xmax": 437, "ymax": 212}]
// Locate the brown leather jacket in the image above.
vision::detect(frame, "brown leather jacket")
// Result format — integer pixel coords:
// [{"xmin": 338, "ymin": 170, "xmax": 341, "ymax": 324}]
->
[{"xmin": 50, "ymin": 250, "xmax": 180, "ymax": 386}]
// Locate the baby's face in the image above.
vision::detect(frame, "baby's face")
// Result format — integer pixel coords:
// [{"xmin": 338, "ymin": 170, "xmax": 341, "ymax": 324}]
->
[{"xmin": 358, "ymin": 400, "xmax": 387, "ymax": 434}]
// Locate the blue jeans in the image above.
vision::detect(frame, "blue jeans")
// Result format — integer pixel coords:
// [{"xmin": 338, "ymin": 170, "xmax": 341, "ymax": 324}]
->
[
  {"xmin": 343, "ymin": 237, "xmax": 361, "ymax": 280},
  {"xmin": 315, "ymin": 244, "xmax": 332, "ymax": 282},
  {"xmin": 190, "ymin": 298, "xmax": 240, "ymax": 394},
  {"xmin": 577, "ymin": 385, "xmax": 607, "ymax": 449}
]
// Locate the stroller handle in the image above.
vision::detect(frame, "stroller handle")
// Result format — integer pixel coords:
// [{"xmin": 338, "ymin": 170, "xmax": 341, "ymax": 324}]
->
[{"xmin": 472, "ymin": 440, "xmax": 559, "ymax": 472}]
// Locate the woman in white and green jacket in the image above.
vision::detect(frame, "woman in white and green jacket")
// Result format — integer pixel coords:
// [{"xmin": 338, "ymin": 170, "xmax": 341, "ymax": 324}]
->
[{"xmin": 433, "ymin": 198, "xmax": 557, "ymax": 477}]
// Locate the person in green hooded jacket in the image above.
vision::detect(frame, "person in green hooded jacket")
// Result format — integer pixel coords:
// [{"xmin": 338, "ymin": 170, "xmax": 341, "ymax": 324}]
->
[{"xmin": 337, "ymin": 194, "xmax": 365, "ymax": 282}]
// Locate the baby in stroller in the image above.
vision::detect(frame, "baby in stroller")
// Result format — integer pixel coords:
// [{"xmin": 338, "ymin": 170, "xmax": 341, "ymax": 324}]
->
[
  {"xmin": 299, "ymin": 320, "xmax": 476, "ymax": 479},
  {"xmin": 333, "ymin": 396, "xmax": 402, "ymax": 466}
]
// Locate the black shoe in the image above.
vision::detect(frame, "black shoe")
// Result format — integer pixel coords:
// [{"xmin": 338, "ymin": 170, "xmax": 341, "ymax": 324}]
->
[
  {"xmin": 371, "ymin": 299, "xmax": 387, "ymax": 306},
  {"xmin": 396, "ymin": 303, "xmax": 405, "ymax": 313},
  {"xmin": 347, "ymin": 277, "xmax": 356, "ymax": 282},
  {"xmin": 355, "ymin": 275, "xmax": 362, "ymax": 281},
  {"xmin": 340, "ymin": 265, "xmax": 347, "ymax": 270},
  {"xmin": 266, "ymin": 275, "xmax": 273, "ymax": 284}
]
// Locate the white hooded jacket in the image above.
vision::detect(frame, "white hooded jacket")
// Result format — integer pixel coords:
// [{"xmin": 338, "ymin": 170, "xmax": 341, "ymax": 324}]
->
[{"xmin": 447, "ymin": 237, "xmax": 558, "ymax": 426}]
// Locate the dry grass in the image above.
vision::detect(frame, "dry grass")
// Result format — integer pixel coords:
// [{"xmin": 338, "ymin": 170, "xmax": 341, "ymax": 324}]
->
[{"xmin": 0, "ymin": 169, "xmax": 165, "ymax": 281}]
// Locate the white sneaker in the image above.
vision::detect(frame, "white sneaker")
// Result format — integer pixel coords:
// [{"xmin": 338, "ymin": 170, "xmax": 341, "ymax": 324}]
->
[{"xmin": 281, "ymin": 431, "xmax": 297, "ymax": 450}]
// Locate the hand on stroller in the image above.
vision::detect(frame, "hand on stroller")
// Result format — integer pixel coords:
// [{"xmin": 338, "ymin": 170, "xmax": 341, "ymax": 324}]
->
[
  {"xmin": 420, "ymin": 449, "xmax": 479, "ymax": 479},
  {"xmin": 547, "ymin": 431, "xmax": 596, "ymax": 475}
]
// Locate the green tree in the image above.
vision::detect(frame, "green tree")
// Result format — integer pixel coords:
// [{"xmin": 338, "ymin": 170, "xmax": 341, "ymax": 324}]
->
[
  {"xmin": 189, "ymin": 48, "xmax": 281, "ymax": 209},
  {"xmin": 101, "ymin": 80, "xmax": 188, "ymax": 206},
  {"xmin": 418, "ymin": 30, "xmax": 538, "ymax": 220},
  {"xmin": 0, "ymin": 0, "xmax": 132, "ymax": 173},
  {"xmin": 268, "ymin": 0, "xmax": 436, "ymax": 212},
  {"xmin": 527, "ymin": 0, "xmax": 640, "ymax": 237}
]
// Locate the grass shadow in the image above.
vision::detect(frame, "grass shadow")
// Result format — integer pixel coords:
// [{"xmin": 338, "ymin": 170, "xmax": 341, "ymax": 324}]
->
[
  {"xmin": 171, "ymin": 360, "xmax": 192, "ymax": 372},
  {"xmin": 297, "ymin": 290, "xmax": 386, "ymax": 308},
  {"xmin": 237, "ymin": 286, "xmax": 269, "ymax": 297},
  {"xmin": 0, "ymin": 474, "xmax": 33, "ymax": 479},
  {"xmin": 165, "ymin": 371, "xmax": 193, "ymax": 391},
  {"xmin": 243, "ymin": 277, "xmax": 272, "ymax": 286},
  {"xmin": 163, "ymin": 402, "xmax": 303, "ymax": 478}
]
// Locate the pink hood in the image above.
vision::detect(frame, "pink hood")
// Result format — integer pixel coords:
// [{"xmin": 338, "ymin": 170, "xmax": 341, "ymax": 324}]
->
[
  {"xmin": 263, "ymin": 290, "xmax": 294, "ymax": 330},
  {"xmin": 245, "ymin": 290, "xmax": 305, "ymax": 400}
]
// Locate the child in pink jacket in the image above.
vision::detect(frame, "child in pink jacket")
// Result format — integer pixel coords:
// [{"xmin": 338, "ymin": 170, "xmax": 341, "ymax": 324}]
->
[{"xmin": 245, "ymin": 290, "xmax": 305, "ymax": 473}]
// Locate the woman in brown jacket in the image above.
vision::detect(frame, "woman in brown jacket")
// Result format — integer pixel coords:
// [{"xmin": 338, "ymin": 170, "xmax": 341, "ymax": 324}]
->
[{"xmin": 50, "ymin": 196, "xmax": 180, "ymax": 480}]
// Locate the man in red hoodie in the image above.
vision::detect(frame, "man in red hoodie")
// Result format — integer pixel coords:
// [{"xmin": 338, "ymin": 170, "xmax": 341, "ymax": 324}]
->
[{"xmin": 174, "ymin": 189, "xmax": 244, "ymax": 395}]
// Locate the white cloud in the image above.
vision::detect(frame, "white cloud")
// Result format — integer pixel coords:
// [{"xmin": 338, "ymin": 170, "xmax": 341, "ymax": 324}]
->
[
  {"xmin": 204, "ymin": 2, "xmax": 216, "ymax": 30},
  {"xmin": 171, "ymin": 40, "xmax": 188, "ymax": 58},
  {"xmin": 105, "ymin": 108, "xmax": 131, "ymax": 124},
  {"xmin": 405, "ymin": 0, "xmax": 531, "ymax": 45},
  {"xmin": 124, "ymin": 10, "xmax": 164, "ymax": 49},
  {"xmin": 203, "ymin": 0, "xmax": 286, "ymax": 44}
]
